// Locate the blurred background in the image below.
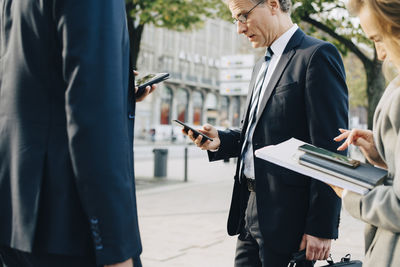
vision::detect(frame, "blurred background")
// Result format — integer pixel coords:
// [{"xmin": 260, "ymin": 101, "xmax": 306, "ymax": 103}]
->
[{"xmin": 125, "ymin": 0, "xmax": 397, "ymax": 265}]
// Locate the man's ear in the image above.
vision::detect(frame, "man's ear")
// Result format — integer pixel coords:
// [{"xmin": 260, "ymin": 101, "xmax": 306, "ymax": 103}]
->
[{"xmin": 268, "ymin": 0, "xmax": 280, "ymax": 13}]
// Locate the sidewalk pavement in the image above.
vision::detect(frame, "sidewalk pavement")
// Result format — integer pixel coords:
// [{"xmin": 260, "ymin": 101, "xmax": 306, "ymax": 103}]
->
[{"xmin": 135, "ymin": 155, "xmax": 365, "ymax": 267}]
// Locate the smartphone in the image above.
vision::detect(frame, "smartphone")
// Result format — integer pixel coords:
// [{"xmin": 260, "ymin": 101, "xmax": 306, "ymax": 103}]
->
[
  {"xmin": 173, "ymin": 119, "xmax": 213, "ymax": 143},
  {"xmin": 298, "ymin": 143, "xmax": 360, "ymax": 168},
  {"xmin": 135, "ymin": 73, "xmax": 169, "ymax": 97}
]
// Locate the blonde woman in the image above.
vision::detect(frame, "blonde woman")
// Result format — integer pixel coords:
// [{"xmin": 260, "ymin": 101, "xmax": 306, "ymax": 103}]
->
[{"xmin": 331, "ymin": 0, "xmax": 400, "ymax": 266}]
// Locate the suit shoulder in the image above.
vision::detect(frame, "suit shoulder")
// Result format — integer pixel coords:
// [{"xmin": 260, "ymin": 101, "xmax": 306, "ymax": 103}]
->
[{"xmin": 300, "ymin": 35, "xmax": 339, "ymax": 56}]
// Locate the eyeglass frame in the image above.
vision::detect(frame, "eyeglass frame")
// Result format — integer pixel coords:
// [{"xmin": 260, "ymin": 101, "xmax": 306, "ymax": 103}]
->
[{"xmin": 232, "ymin": 0, "xmax": 265, "ymax": 24}]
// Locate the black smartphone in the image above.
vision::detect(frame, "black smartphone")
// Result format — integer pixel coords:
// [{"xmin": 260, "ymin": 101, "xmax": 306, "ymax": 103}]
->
[
  {"xmin": 298, "ymin": 143, "xmax": 360, "ymax": 168},
  {"xmin": 135, "ymin": 73, "xmax": 169, "ymax": 97},
  {"xmin": 173, "ymin": 119, "xmax": 213, "ymax": 143}
]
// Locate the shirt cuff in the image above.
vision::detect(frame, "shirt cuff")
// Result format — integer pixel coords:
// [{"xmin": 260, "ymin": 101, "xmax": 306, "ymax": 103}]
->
[
  {"xmin": 342, "ymin": 190, "xmax": 363, "ymax": 221},
  {"xmin": 342, "ymin": 189, "xmax": 349, "ymax": 199}
]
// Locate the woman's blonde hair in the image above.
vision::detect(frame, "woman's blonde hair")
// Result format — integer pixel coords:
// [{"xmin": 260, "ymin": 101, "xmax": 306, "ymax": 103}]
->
[
  {"xmin": 348, "ymin": 0, "xmax": 400, "ymax": 79},
  {"xmin": 348, "ymin": 0, "xmax": 400, "ymax": 61}
]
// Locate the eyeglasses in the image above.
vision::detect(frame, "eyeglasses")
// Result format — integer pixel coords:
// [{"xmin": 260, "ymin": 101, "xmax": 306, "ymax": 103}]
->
[{"xmin": 232, "ymin": 1, "xmax": 264, "ymax": 24}]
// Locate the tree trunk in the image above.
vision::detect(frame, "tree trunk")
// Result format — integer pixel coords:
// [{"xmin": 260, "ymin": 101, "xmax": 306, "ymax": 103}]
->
[
  {"xmin": 126, "ymin": 10, "xmax": 145, "ymax": 70},
  {"xmin": 132, "ymin": 25, "xmax": 145, "ymax": 70},
  {"xmin": 299, "ymin": 15, "xmax": 386, "ymax": 129},
  {"xmin": 364, "ymin": 59, "xmax": 385, "ymax": 129}
]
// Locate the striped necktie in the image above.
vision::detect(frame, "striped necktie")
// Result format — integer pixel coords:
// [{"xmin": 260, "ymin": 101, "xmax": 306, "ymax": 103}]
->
[{"xmin": 239, "ymin": 47, "xmax": 273, "ymax": 180}]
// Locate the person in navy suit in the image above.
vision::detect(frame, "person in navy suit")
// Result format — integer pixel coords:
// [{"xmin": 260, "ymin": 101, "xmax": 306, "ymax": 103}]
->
[
  {"xmin": 0, "ymin": 0, "xmax": 153, "ymax": 266},
  {"xmin": 184, "ymin": 0, "xmax": 348, "ymax": 266}
]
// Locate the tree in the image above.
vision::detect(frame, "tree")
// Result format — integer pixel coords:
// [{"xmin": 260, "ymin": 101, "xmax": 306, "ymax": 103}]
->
[
  {"xmin": 291, "ymin": 0, "xmax": 385, "ymax": 128},
  {"xmin": 125, "ymin": 0, "xmax": 230, "ymax": 69}
]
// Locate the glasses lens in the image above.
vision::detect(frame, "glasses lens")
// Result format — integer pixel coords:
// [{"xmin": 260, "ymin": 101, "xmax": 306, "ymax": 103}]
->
[{"xmin": 238, "ymin": 14, "xmax": 246, "ymax": 24}]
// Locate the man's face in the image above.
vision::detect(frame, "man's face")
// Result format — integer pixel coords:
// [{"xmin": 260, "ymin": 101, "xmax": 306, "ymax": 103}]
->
[{"xmin": 229, "ymin": 0, "xmax": 280, "ymax": 48}]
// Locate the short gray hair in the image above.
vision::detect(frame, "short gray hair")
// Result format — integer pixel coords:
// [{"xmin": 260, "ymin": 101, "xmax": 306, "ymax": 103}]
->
[{"xmin": 249, "ymin": 0, "xmax": 292, "ymax": 13}]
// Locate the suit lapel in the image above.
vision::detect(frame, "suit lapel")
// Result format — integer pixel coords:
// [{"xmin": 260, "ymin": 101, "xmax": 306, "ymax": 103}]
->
[{"xmin": 254, "ymin": 29, "xmax": 305, "ymax": 126}]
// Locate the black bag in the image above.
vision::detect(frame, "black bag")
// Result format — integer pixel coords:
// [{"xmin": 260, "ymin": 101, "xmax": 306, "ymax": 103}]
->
[{"xmin": 288, "ymin": 250, "xmax": 362, "ymax": 267}]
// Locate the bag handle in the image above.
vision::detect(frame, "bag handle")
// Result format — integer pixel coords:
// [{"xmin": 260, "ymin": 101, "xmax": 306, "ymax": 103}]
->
[
  {"xmin": 289, "ymin": 251, "xmax": 353, "ymax": 267},
  {"xmin": 288, "ymin": 250, "xmax": 306, "ymax": 267}
]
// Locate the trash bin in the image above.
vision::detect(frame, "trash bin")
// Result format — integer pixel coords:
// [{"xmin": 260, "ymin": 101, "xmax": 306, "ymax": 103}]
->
[{"xmin": 153, "ymin": 148, "xmax": 168, "ymax": 178}]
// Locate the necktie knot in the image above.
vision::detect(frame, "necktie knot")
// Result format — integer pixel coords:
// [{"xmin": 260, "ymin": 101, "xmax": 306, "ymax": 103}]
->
[{"xmin": 265, "ymin": 47, "xmax": 273, "ymax": 61}]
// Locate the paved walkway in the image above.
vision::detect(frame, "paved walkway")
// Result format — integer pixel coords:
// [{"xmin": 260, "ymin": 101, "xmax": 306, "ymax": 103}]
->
[{"xmin": 135, "ymin": 155, "xmax": 365, "ymax": 267}]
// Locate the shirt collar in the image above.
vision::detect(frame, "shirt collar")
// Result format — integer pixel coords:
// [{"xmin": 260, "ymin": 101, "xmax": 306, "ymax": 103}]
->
[{"xmin": 267, "ymin": 24, "xmax": 298, "ymax": 56}]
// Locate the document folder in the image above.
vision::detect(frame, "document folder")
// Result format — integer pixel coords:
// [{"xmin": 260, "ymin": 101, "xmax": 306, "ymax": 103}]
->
[{"xmin": 255, "ymin": 138, "xmax": 387, "ymax": 195}]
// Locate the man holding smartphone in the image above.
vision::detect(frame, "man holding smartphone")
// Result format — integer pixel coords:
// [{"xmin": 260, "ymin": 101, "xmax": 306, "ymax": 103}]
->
[
  {"xmin": 184, "ymin": 0, "xmax": 348, "ymax": 266},
  {"xmin": 0, "ymin": 1, "xmax": 154, "ymax": 266}
]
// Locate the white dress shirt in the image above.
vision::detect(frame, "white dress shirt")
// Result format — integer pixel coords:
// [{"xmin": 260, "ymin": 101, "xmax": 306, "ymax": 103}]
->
[{"xmin": 243, "ymin": 24, "xmax": 299, "ymax": 179}]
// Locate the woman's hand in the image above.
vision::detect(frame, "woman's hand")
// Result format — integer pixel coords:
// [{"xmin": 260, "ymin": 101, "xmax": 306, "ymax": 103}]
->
[
  {"xmin": 334, "ymin": 128, "xmax": 387, "ymax": 169},
  {"xmin": 134, "ymin": 71, "xmax": 156, "ymax": 102}
]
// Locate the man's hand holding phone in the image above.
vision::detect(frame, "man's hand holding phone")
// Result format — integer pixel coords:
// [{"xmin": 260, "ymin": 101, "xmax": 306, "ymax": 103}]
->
[
  {"xmin": 183, "ymin": 123, "xmax": 220, "ymax": 151},
  {"xmin": 134, "ymin": 71, "xmax": 157, "ymax": 102}
]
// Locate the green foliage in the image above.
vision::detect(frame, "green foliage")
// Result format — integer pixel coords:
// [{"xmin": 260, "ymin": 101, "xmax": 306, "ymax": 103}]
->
[
  {"xmin": 291, "ymin": 0, "xmax": 377, "ymax": 110},
  {"xmin": 292, "ymin": 0, "xmax": 372, "ymax": 52},
  {"xmin": 126, "ymin": 0, "xmax": 230, "ymax": 31}
]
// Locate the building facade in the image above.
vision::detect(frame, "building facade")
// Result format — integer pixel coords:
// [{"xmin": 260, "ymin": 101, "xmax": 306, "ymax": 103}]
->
[{"xmin": 135, "ymin": 19, "xmax": 252, "ymax": 142}]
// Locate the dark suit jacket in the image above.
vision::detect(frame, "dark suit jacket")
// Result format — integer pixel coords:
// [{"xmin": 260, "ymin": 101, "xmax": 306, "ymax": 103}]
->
[
  {"xmin": 209, "ymin": 29, "xmax": 348, "ymax": 254},
  {"xmin": 0, "ymin": 0, "xmax": 141, "ymax": 265}
]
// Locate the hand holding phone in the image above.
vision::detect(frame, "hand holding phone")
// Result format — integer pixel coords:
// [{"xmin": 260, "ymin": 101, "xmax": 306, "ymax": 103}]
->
[
  {"xmin": 173, "ymin": 120, "xmax": 213, "ymax": 144},
  {"xmin": 135, "ymin": 73, "xmax": 169, "ymax": 98}
]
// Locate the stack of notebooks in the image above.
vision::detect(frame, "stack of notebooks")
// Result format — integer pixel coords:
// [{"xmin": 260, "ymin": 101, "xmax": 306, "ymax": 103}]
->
[{"xmin": 255, "ymin": 138, "xmax": 387, "ymax": 195}]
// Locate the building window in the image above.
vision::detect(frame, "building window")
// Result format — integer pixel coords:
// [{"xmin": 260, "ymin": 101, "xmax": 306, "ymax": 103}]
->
[
  {"xmin": 195, "ymin": 63, "xmax": 205, "ymax": 79},
  {"xmin": 163, "ymin": 30, "xmax": 175, "ymax": 52},
  {"xmin": 160, "ymin": 86, "xmax": 173, "ymax": 125},
  {"xmin": 159, "ymin": 56, "xmax": 173, "ymax": 72},
  {"xmin": 138, "ymin": 50, "xmax": 154, "ymax": 70},
  {"xmin": 220, "ymin": 96, "xmax": 230, "ymax": 128},
  {"xmin": 205, "ymin": 93, "xmax": 218, "ymax": 125},
  {"xmin": 224, "ymin": 26, "xmax": 233, "ymax": 53},
  {"xmin": 179, "ymin": 60, "xmax": 190, "ymax": 74},
  {"xmin": 232, "ymin": 96, "xmax": 240, "ymax": 127},
  {"xmin": 195, "ymin": 30, "xmax": 206, "ymax": 55},
  {"xmin": 179, "ymin": 32, "xmax": 191, "ymax": 53},
  {"xmin": 176, "ymin": 89, "xmax": 189, "ymax": 122},
  {"xmin": 192, "ymin": 91, "xmax": 203, "ymax": 126}
]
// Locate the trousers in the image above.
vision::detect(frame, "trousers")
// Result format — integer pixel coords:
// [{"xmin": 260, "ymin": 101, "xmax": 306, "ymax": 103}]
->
[{"xmin": 234, "ymin": 192, "xmax": 314, "ymax": 267}]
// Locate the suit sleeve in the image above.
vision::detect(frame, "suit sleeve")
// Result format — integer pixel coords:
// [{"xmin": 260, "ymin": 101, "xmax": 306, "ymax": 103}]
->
[
  {"xmin": 54, "ymin": 0, "xmax": 141, "ymax": 265},
  {"xmin": 304, "ymin": 43, "xmax": 349, "ymax": 238},
  {"xmin": 208, "ymin": 129, "xmax": 242, "ymax": 161},
  {"xmin": 208, "ymin": 59, "xmax": 263, "ymax": 162}
]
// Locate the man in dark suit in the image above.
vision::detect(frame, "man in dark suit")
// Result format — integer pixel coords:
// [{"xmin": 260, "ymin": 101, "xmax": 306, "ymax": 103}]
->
[
  {"xmin": 0, "ymin": 0, "xmax": 153, "ymax": 266},
  {"xmin": 185, "ymin": 0, "xmax": 348, "ymax": 266}
]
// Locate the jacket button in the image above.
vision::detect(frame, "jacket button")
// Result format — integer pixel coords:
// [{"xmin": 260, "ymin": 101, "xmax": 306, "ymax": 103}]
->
[{"xmin": 128, "ymin": 113, "xmax": 135, "ymax": 119}]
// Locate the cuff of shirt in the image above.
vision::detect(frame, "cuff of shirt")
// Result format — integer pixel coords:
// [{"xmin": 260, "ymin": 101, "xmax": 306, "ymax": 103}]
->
[{"xmin": 342, "ymin": 190, "xmax": 363, "ymax": 221}]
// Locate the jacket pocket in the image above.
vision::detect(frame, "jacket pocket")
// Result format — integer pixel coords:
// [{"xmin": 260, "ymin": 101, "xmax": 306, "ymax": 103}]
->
[{"xmin": 274, "ymin": 82, "xmax": 298, "ymax": 96}]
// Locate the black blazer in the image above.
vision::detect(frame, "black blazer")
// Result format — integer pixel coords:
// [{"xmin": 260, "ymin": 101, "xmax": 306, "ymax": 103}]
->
[
  {"xmin": 0, "ymin": 0, "xmax": 141, "ymax": 265},
  {"xmin": 209, "ymin": 29, "xmax": 348, "ymax": 254}
]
